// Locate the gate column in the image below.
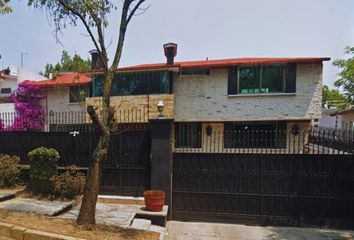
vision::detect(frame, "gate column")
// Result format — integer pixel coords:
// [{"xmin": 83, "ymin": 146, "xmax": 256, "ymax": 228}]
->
[{"xmin": 149, "ymin": 119, "xmax": 174, "ymax": 209}]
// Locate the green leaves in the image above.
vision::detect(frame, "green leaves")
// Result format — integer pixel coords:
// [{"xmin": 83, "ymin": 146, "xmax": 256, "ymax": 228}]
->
[
  {"xmin": 333, "ymin": 46, "xmax": 354, "ymax": 105},
  {"xmin": 0, "ymin": 0, "xmax": 12, "ymax": 14},
  {"xmin": 44, "ymin": 50, "xmax": 91, "ymax": 78}
]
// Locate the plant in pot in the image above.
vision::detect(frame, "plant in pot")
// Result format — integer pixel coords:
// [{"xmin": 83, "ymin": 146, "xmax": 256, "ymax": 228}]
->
[{"xmin": 144, "ymin": 190, "xmax": 165, "ymax": 212}]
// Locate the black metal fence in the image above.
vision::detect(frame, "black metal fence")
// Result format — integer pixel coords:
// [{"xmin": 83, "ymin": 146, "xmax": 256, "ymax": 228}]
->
[
  {"xmin": 0, "ymin": 125, "xmax": 151, "ymax": 196},
  {"xmin": 0, "ymin": 109, "xmax": 149, "ymax": 132},
  {"xmin": 174, "ymin": 128, "xmax": 354, "ymax": 155}
]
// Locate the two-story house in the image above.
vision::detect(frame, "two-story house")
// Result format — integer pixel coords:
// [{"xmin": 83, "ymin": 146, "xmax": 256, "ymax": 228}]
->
[{"xmin": 85, "ymin": 43, "xmax": 330, "ymax": 151}]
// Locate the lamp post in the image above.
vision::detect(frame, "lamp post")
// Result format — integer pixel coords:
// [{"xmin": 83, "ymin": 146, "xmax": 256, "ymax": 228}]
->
[
  {"xmin": 157, "ymin": 100, "xmax": 165, "ymax": 119},
  {"xmin": 21, "ymin": 52, "xmax": 28, "ymax": 68}
]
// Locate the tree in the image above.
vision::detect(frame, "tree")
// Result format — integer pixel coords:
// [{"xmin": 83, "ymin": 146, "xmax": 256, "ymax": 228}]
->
[
  {"xmin": 28, "ymin": 0, "xmax": 146, "ymax": 228},
  {"xmin": 333, "ymin": 46, "xmax": 354, "ymax": 105},
  {"xmin": 43, "ymin": 50, "xmax": 91, "ymax": 78},
  {"xmin": 322, "ymin": 85, "xmax": 350, "ymax": 109},
  {"xmin": 0, "ymin": 0, "xmax": 11, "ymax": 14}
]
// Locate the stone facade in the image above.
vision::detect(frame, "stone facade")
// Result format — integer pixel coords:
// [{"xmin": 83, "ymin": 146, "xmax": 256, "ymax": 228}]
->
[
  {"xmin": 85, "ymin": 94, "xmax": 174, "ymax": 122},
  {"xmin": 173, "ymin": 63, "xmax": 323, "ymax": 122}
]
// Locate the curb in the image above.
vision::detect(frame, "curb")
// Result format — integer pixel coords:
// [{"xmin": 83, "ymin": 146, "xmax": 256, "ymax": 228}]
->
[{"xmin": 0, "ymin": 222, "xmax": 85, "ymax": 240}]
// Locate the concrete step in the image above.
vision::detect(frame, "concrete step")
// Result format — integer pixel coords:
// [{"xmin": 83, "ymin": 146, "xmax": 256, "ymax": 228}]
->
[
  {"xmin": 131, "ymin": 218, "xmax": 151, "ymax": 231},
  {"xmin": 0, "ymin": 193, "xmax": 15, "ymax": 203},
  {"xmin": 98, "ymin": 195, "xmax": 145, "ymax": 205}
]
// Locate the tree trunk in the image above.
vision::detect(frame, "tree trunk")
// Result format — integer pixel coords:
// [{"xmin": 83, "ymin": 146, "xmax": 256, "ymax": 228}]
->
[
  {"xmin": 76, "ymin": 134, "xmax": 110, "ymax": 228},
  {"xmin": 76, "ymin": 71, "xmax": 113, "ymax": 228}
]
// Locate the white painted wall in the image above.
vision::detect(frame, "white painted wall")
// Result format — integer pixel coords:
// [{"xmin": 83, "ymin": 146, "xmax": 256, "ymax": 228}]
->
[{"xmin": 41, "ymin": 87, "xmax": 86, "ymax": 113}]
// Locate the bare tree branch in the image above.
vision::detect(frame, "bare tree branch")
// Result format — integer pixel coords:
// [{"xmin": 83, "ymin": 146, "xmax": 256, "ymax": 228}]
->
[
  {"xmin": 111, "ymin": 0, "xmax": 145, "ymax": 69},
  {"xmin": 57, "ymin": 0, "xmax": 104, "ymax": 66},
  {"xmin": 126, "ymin": 0, "xmax": 146, "ymax": 25}
]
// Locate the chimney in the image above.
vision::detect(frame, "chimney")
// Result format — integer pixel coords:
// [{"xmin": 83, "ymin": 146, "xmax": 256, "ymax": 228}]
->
[
  {"xmin": 163, "ymin": 43, "xmax": 177, "ymax": 65},
  {"xmin": 89, "ymin": 49, "xmax": 105, "ymax": 70}
]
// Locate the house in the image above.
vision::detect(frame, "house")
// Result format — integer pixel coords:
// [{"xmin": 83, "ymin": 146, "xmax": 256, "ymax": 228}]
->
[
  {"xmin": 85, "ymin": 43, "xmax": 330, "ymax": 151},
  {"xmin": 0, "ymin": 66, "xmax": 47, "ymax": 126},
  {"xmin": 30, "ymin": 73, "xmax": 92, "ymax": 113},
  {"xmin": 319, "ymin": 108, "xmax": 354, "ymax": 131},
  {"xmin": 0, "ymin": 66, "xmax": 47, "ymax": 98}
]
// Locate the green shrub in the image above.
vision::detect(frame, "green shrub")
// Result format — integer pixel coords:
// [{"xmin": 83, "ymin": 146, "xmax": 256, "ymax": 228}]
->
[
  {"xmin": 52, "ymin": 165, "xmax": 86, "ymax": 200},
  {"xmin": 28, "ymin": 147, "xmax": 59, "ymax": 194},
  {"xmin": 0, "ymin": 154, "xmax": 20, "ymax": 188}
]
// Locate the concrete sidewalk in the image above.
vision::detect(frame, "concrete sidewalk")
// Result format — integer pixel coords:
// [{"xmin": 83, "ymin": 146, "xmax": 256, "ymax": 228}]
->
[{"xmin": 166, "ymin": 221, "xmax": 354, "ymax": 240}]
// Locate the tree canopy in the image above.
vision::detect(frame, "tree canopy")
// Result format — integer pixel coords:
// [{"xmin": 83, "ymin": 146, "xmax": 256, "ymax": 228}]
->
[
  {"xmin": 333, "ymin": 46, "xmax": 354, "ymax": 105},
  {"xmin": 43, "ymin": 50, "xmax": 91, "ymax": 78},
  {"xmin": 0, "ymin": 0, "xmax": 11, "ymax": 14},
  {"xmin": 322, "ymin": 85, "xmax": 350, "ymax": 109}
]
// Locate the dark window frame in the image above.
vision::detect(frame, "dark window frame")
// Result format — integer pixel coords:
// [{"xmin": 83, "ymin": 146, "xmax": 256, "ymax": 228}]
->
[
  {"xmin": 228, "ymin": 64, "xmax": 296, "ymax": 95},
  {"xmin": 0, "ymin": 88, "xmax": 11, "ymax": 94},
  {"xmin": 175, "ymin": 122, "xmax": 202, "ymax": 148},
  {"xmin": 69, "ymin": 85, "xmax": 90, "ymax": 103}
]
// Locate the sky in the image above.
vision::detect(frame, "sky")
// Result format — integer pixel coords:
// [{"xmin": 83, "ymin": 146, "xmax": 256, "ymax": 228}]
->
[{"xmin": 0, "ymin": 0, "xmax": 353, "ymax": 87}]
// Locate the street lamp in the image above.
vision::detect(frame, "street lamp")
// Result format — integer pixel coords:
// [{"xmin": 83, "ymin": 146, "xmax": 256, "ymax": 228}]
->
[
  {"xmin": 21, "ymin": 52, "xmax": 28, "ymax": 68},
  {"xmin": 157, "ymin": 100, "xmax": 165, "ymax": 119}
]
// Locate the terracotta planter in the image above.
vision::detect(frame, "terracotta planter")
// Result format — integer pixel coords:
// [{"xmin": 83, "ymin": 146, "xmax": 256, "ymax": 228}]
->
[{"xmin": 144, "ymin": 190, "xmax": 165, "ymax": 212}]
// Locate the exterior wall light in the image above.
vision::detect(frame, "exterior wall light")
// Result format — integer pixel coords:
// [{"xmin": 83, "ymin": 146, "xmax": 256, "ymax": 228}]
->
[
  {"xmin": 206, "ymin": 125, "xmax": 212, "ymax": 136},
  {"xmin": 157, "ymin": 100, "xmax": 165, "ymax": 119},
  {"xmin": 291, "ymin": 124, "xmax": 300, "ymax": 135}
]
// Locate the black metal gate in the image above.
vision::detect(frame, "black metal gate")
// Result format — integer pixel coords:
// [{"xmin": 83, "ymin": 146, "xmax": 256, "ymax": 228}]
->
[
  {"xmin": 0, "ymin": 127, "xmax": 151, "ymax": 196},
  {"xmin": 172, "ymin": 153, "xmax": 354, "ymax": 229}
]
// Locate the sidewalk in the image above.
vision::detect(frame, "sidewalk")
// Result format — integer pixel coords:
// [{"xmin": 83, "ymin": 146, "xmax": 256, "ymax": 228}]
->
[{"xmin": 166, "ymin": 221, "xmax": 354, "ymax": 240}]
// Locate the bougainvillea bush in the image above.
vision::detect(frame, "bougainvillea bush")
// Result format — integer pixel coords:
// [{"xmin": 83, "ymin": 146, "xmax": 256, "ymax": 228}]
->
[
  {"xmin": 5, "ymin": 82, "xmax": 46, "ymax": 131},
  {"xmin": 0, "ymin": 119, "xmax": 4, "ymax": 131}
]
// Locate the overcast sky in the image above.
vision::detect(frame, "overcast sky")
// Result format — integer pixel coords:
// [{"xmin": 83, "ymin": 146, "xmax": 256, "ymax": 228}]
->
[{"xmin": 0, "ymin": 0, "xmax": 353, "ymax": 87}]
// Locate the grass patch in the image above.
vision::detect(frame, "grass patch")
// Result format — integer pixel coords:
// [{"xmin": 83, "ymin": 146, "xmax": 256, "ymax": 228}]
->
[{"xmin": 0, "ymin": 209, "xmax": 159, "ymax": 240}]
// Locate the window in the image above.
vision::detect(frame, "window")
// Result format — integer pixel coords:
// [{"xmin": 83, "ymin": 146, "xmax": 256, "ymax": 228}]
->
[
  {"xmin": 228, "ymin": 64, "xmax": 296, "ymax": 95},
  {"xmin": 224, "ymin": 121, "xmax": 287, "ymax": 149},
  {"xmin": 181, "ymin": 68, "xmax": 210, "ymax": 76},
  {"xmin": 93, "ymin": 70, "xmax": 172, "ymax": 97},
  {"xmin": 69, "ymin": 85, "xmax": 90, "ymax": 103},
  {"xmin": 175, "ymin": 122, "xmax": 201, "ymax": 148},
  {"xmin": 0, "ymin": 88, "xmax": 11, "ymax": 94}
]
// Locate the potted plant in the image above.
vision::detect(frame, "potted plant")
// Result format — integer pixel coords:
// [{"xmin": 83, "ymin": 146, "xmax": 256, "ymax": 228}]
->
[{"xmin": 144, "ymin": 190, "xmax": 165, "ymax": 211}]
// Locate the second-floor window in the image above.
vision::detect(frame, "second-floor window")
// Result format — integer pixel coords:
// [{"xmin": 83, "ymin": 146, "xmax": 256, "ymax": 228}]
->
[
  {"xmin": 93, "ymin": 70, "xmax": 172, "ymax": 97},
  {"xmin": 228, "ymin": 63, "xmax": 296, "ymax": 95},
  {"xmin": 0, "ymin": 88, "xmax": 11, "ymax": 94}
]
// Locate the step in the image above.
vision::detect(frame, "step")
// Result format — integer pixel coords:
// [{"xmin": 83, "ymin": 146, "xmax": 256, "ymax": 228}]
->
[
  {"xmin": 131, "ymin": 218, "xmax": 151, "ymax": 231},
  {"xmin": 0, "ymin": 193, "xmax": 15, "ymax": 202},
  {"xmin": 98, "ymin": 195, "xmax": 145, "ymax": 205}
]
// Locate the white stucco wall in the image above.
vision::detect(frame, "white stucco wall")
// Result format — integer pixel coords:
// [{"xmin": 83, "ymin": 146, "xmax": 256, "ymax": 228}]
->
[
  {"xmin": 173, "ymin": 63, "xmax": 323, "ymax": 122},
  {"xmin": 41, "ymin": 87, "xmax": 86, "ymax": 113},
  {"xmin": 0, "ymin": 78, "xmax": 17, "ymax": 97}
]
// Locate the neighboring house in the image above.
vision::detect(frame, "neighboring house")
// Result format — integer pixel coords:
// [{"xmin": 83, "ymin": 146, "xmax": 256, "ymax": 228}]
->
[
  {"xmin": 85, "ymin": 43, "xmax": 330, "ymax": 151},
  {"xmin": 319, "ymin": 108, "xmax": 354, "ymax": 131},
  {"xmin": 0, "ymin": 66, "xmax": 47, "ymax": 126},
  {"xmin": 0, "ymin": 66, "xmax": 47, "ymax": 98}
]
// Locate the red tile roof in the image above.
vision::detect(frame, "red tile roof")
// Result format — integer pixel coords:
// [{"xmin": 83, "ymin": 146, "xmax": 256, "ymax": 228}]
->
[
  {"xmin": 115, "ymin": 57, "xmax": 330, "ymax": 72},
  {"xmin": 28, "ymin": 73, "xmax": 92, "ymax": 87}
]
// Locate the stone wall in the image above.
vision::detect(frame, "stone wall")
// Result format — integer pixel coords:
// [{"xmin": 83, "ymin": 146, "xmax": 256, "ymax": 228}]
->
[
  {"xmin": 85, "ymin": 94, "xmax": 174, "ymax": 122},
  {"xmin": 173, "ymin": 63, "xmax": 323, "ymax": 122}
]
